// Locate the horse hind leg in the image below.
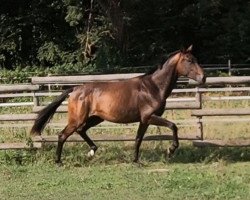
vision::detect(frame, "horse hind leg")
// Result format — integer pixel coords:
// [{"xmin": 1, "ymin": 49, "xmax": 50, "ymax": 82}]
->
[
  {"xmin": 77, "ymin": 116, "xmax": 103, "ymax": 157},
  {"xmin": 55, "ymin": 97, "xmax": 92, "ymax": 164},
  {"xmin": 55, "ymin": 124, "xmax": 77, "ymax": 164}
]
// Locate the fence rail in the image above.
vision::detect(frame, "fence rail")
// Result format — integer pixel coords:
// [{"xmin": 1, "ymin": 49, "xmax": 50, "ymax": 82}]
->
[
  {"xmin": 31, "ymin": 73, "xmax": 144, "ymax": 85},
  {"xmin": 189, "ymin": 76, "xmax": 250, "ymax": 85},
  {"xmin": 0, "ymin": 84, "xmax": 39, "ymax": 93}
]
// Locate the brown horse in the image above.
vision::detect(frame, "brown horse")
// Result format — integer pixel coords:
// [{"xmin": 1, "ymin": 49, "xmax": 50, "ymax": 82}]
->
[{"xmin": 31, "ymin": 45, "xmax": 205, "ymax": 164}]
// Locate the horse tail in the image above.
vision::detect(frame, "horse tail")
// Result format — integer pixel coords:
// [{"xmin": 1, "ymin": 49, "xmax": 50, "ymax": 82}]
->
[{"xmin": 30, "ymin": 88, "xmax": 74, "ymax": 136}]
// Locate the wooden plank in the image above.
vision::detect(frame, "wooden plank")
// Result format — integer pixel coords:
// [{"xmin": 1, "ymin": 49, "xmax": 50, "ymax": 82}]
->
[
  {"xmin": 204, "ymin": 96, "xmax": 250, "ymax": 101},
  {"xmin": 197, "ymin": 87, "xmax": 250, "ymax": 93},
  {"xmin": 193, "ymin": 139, "xmax": 250, "ymax": 147},
  {"xmin": 0, "ymin": 85, "xmax": 39, "ymax": 93},
  {"xmin": 0, "ymin": 102, "xmax": 34, "ymax": 107},
  {"xmin": 191, "ymin": 108, "xmax": 250, "ymax": 117},
  {"xmin": 0, "ymin": 92, "xmax": 61, "ymax": 98},
  {"xmin": 31, "ymin": 73, "xmax": 143, "ymax": 84},
  {"xmin": 0, "ymin": 93, "xmax": 35, "ymax": 98},
  {"xmin": 32, "ymin": 74, "xmax": 188, "ymax": 85},
  {"xmin": 0, "ymin": 114, "xmax": 37, "ymax": 121},
  {"xmin": 32, "ymin": 134, "xmax": 200, "ymax": 143},
  {"xmin": 33, "ymin": 106, "xmax": 67, "ymax": 113},
  {"xmin": 166, "ymin": 102, "xmax": 200, "ymax": 109},
  {"xmin": 0, "ymin": 142, "xmax": 42, "ymax": 150},
  {"xmin": 189, "ymin": 76, "xmax": 250, "ymax": 85}
]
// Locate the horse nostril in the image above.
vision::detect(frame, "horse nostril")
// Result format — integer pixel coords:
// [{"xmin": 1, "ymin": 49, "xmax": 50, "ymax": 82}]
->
[
  {"xmin": 202, "ymin": 75, "xmax": 206, "ymax": 84},
  {"xmin": 196, "ymin": 74, "xmax": 206, "ymax": 84}
]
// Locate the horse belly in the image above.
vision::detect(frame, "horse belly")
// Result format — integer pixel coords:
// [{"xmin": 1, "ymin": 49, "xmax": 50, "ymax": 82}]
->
[{"xmin": 91, "ymin": 92, "xmax": 140, "ymax": 123}]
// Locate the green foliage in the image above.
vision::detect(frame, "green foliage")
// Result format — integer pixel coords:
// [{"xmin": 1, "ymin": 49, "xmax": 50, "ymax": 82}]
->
[
  {"xmin": 0, "ymin": 0, "xmax": 250, "ymax": 77},
  {"xmin": 37, "ymin": 42, "xmax": 64, "ymax": 65},
  {"xmin": 0, "ymin": 63, "xmax": 89, "ymax": 83},
  {"xmin": 37, "ymin": 41, "xmax": 80, "ymax": 66},
  {"xmin": 65, "ymin": 6, "xmax": 83, "ymax": 26}
]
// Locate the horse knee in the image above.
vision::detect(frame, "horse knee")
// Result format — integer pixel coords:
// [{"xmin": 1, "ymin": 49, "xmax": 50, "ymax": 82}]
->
[
  {"xmin": 170, "ymin": 123, "xmax": 178, "ymax": 133},
  {"xmin": 58, "ymin": 125, "xmax": 76, "ymax": 142},
  {"xmin": 140, "ymin": 115, "xmax": 150, "ymax": 124},
  {"xmin": 58, "ymin": 133, "xmax": 66, "ymax": 142}
]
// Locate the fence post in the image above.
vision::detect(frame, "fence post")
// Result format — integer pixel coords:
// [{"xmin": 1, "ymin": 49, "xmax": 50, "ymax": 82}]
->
[
  {"xmin": 33, "ymin": 92, "xmax": 40, "ymax": 107},
  {"xmin": 195, "ymin": 87, "xmax": 202, "ymax": 109},
  {"xmin": 197, "ymin": 117, "xmax": 204, "ymax": 140},
  {"xmin": 195, "ymin": 87, "xmax": 204, "ymax": 140},
  {"xmin": 48, "ymin": 73, "xmax": 51, "ymax": 91},
  {"xmin": 228, "ymin": 59, "xmax": 231, "ymax": 76}
]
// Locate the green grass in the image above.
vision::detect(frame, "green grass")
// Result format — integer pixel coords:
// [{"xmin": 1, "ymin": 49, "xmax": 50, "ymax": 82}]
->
[
  {"xmin": 1, "ymin": 159, "xmax": 250, "ymax": 200},
  {"xmin": 1, "ymin": 142, "xmax": 250, "ymax": 199}
]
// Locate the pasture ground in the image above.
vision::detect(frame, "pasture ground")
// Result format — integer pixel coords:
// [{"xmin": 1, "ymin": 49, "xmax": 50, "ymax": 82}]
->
[{"xmin": 1, "ymin": 143, "xmax": 250, "ymax": 200}]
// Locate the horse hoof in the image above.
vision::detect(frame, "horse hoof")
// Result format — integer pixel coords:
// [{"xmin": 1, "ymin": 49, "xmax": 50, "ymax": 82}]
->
[
  {"xmin": 55, "ymin": 160, "xmax": 63, "ymax": 167},
  {"xmin": 87, "ymin": 149, "xmax": 95, "ymax": 157},
  {"xmin": 165, "ymin": 149, "xmax": 172, "ymax": 161},
  {"xmin": 133, "ymin": 160, "xmax": 145, "ymax": 167},
  {"xmin": 167, "ymin": 148, "xmax": 171, "ymax": 156},
  {"xmin": 165, "ymin": 147, "xmax": 177, "ymax": 162}
]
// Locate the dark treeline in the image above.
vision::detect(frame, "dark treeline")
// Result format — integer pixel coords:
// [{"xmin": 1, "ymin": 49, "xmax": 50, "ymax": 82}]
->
[{"xmin": 0, "ymin": 0, "xmax": 250, "ymax": 72}]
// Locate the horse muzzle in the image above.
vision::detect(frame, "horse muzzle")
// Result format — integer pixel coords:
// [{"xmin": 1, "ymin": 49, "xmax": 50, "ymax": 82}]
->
[{"xmin": 196, "ymin": 74, "xmax": 206, "ymax": 84}]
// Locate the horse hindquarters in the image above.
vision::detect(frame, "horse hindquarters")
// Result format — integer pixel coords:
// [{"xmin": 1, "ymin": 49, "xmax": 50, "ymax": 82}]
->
[{"xmin": 55, "ymin": 94, "xmax": 90, "ymax": 163}]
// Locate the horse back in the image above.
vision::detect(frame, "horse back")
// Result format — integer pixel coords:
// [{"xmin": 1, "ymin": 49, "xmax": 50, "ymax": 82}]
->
[{"xmin": 68, "ymin": 78, "xmax": 142, "ymax": 123}]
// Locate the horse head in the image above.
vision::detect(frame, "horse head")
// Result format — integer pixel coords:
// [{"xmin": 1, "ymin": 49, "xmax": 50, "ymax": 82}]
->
[{"xmin": 176, "ymin": 45, "xmax": 206, "ymax": 84}]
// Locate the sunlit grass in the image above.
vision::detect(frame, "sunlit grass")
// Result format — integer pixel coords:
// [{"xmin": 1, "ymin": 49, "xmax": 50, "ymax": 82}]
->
[{"xmin": 1, "ymin": 161, "xmax": 250, "ymax": 200}]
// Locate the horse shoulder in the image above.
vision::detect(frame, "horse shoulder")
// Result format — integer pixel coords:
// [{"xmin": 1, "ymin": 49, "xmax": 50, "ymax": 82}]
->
[
  {"xmin": 138, "ymin": 78, "xmax": 165, "ymax": 122},
  {"xmin": 139, "ymin": 77, "xmax": 162, "ymax": 104}
]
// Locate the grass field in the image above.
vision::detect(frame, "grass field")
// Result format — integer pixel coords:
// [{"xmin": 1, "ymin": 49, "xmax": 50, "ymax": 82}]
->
[
  {"xmin": 0, "ymin": 93, "xmax": 250, "ymax": 199},
  {"xmin": 1, "ymin": 144, "xmax": 250, "ymax": 200},
  {"xmin": 1, "ymin": 163, "xmax": 250, "ymax": 200}
]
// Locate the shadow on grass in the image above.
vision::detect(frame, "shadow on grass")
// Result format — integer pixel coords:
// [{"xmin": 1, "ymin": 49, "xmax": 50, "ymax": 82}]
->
[
  {"xmin": 1, "ymin": 142, "xmax": 250, "ymax": 166},
  {"xmin": 64, "ymin": 142, "xmax": 250, "ymax": 165},
  {"xmin": 95, "ymin": 142, "xmax": 250, "ymax": 164},
  {"xmin": 141, "ymin": 145, "xmax": 250, "ymax": 163}
]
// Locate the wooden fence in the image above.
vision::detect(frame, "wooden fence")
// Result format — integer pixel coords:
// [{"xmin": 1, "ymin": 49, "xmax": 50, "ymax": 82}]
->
[{"xmin": 0, "ymin": 74, "xmax": 250, "ymax": 150}]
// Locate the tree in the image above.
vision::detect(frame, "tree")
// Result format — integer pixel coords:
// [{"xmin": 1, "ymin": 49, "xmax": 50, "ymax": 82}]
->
[{"xmin": 0, "ymin": 0, "xmax": 250, "ymax": 72}]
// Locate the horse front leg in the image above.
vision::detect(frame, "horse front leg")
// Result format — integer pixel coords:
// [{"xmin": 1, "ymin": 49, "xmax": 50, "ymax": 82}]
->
[
  {"xmin": 134, "ymin": 123, "xmax": 149, "ymax": 163},
  {"xmin": 147, "ymin": 114, "xmax": 179, "ymax": 158}
]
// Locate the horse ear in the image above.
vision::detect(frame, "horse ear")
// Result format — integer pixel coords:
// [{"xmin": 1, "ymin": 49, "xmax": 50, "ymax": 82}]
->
[{"xmin": 186, "ymin": 45, "xmax": 193, "ymax": 52}]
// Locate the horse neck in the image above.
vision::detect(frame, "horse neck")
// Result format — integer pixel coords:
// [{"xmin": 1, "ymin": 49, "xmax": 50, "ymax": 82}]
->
[{"xmin": 151, "ymin": 61, "xmax": 178, "ymax": 99}]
